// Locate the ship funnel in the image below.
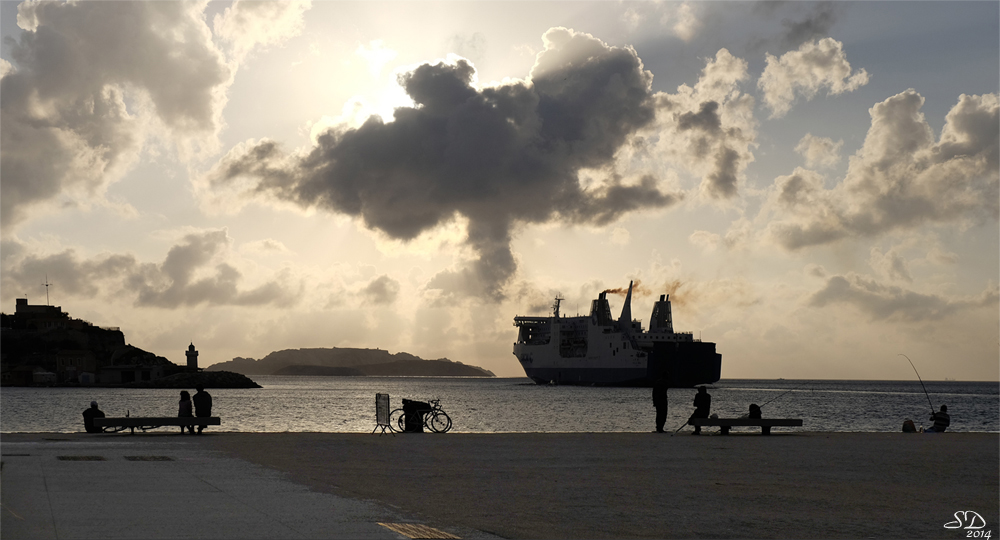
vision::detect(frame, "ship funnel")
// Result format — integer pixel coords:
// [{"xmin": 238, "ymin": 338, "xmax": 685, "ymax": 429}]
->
[
  {"xmin": 650, "ymin": 293, "xmax": 673, "ymax": 333},
  {"xmin": 590, "ymin": 291, "xmax": 614, "ymax": 326},
  {"xmin": 618, "ymin": 281, "xmax": 633, "ymax": 326}
]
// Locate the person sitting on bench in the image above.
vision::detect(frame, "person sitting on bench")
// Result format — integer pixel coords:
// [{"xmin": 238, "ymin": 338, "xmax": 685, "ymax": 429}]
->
[
  {"xmin": 82, "ymin": 401, "xmax": 105, "ymax": 433},
  {"xmin": 178, "ymin": 391, "xmax": 195, "ymax": 434},
  {"xmin": 689, "ymin": 386, "xmax": 711, "ymax": 435},
  {"xmin": 748, "ymin": 403, "xmax": 762, "ymax": 419}
]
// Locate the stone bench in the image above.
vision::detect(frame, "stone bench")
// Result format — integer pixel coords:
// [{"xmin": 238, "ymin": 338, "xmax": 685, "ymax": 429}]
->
[
  {"xmin": 688, "ymin": 418, "xmax": 802, "ymax": 435},
  {"xmin": 93, "ymin": 417, "xmax": 221, "ymax": 434}
]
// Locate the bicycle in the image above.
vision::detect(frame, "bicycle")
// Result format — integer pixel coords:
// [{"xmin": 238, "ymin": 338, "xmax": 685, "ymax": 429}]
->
[{"xmin": 388, "ymin": 398, "xmax": 452, "ymax": 433}]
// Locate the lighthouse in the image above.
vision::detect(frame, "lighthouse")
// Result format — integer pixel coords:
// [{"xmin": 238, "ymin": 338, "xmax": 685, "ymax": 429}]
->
[{"xmin": 185, "ymin": 343, "xmax": 199, "ymax": 371}]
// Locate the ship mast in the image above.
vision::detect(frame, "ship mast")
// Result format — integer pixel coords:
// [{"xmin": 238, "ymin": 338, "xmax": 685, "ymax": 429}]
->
[{"xmin": 552, "ymin": 296, "xmax": 564, "ymax": 318}]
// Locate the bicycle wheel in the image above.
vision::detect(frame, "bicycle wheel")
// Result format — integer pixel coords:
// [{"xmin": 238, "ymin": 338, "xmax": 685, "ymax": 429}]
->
[
  {"xmin": 429, "ymin": 411, "xmax": 452, "ymax": 433},
  {"xmin": 388, "ymin": 409, "xmax": 405, "ymax": 433}
]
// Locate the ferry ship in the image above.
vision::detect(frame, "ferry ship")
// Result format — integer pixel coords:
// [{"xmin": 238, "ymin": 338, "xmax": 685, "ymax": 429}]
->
[{"xmin": 513, "ymin": 282, "xmax": 722, "ymax": 387}]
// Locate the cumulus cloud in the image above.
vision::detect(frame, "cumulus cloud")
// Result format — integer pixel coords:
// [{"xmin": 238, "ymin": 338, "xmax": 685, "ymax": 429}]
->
[
  {"xmin": 205, "ymin": 28, "xmax": 681, "ymax": 300},
  {"xmin": 1, "ymin": 230, "xmax": 302, "ymax": 309},
  {"xmin": 0, "ymin": 1, "xmax": 234, "ymax": 230},
  {"xmin": 653, "ymin": 49, "xmax": 757, "ymax": 199},
  {"xmin": 795, "ymin": 133, "xmax": 843, "ymax": 169},
  {"xmin": 765, "ymin": 90, "xmax": 999, "ymax": 250},
  {"xmin": 213, "ymin": 0, "xmax": 311, "ymax": 63},
  {"xmin": 0, "ymin": 1, "xmax": 311, "ymax": 234},
  {"xmin": 808, "ymin": 273, "xmax": 997, "ymax": 322},
  {"xmin": 670, "ymin": 3, "xmax": 702, "ymax": 42},
  {"xmin": 618, "ymin": 2, "xmax": 702, "ymax": 41},
  {"xmin": 758, "ymin": 37, "xmax": 869, "ymax": 118},
  {"xmin": 361, "ymin": 275, "xmax": 401, "ymax": 305}
]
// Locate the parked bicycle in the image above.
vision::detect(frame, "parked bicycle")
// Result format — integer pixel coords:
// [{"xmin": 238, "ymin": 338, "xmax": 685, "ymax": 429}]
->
[{"xmin": 389, "ymin": 398, "xmax": 452, "ymax": 433}]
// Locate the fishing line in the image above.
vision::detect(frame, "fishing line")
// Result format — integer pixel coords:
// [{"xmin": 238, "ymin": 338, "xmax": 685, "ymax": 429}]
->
[
  {"xmin": 757, "ymin": 379, "xmax": 821, "ymax": 409},
  {"xmin": 899, "ymin": 353, "xmax": 935, "ymax": 411}
]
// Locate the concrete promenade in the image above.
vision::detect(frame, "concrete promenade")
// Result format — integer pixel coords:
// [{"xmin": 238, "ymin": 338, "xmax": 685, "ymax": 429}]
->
[
  {"xmin": 2, "ymin": 431, "xmax": 998, "ymax": 539},
  {"xmin": 0, "ymin": 433, "xmax": 495, "ymax": 539}
]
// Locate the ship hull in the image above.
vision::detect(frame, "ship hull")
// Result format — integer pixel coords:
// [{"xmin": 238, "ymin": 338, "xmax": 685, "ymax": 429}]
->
[{"xmin": 520, "ymin": 340, "xmax": 721, "ymax": 388}]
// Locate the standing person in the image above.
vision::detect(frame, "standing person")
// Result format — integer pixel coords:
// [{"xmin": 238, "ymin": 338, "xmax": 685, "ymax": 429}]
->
[
  {"xmin": 193, "ymin": 385, "xmax": 213, "ymax": 435},
  {"xmin": 926, "ymin": 405, "xmax": 950, "ymax": 433},
  {"xmin": 652, "ymin": 375, "xmax": 669, "ymax": 433},
  {"xmin": 178, "ymin": 391, "xmax": 195, "ymax": 434},
  {"xmin": 82, "ymin": 401, "xmax": 105, "ymax": 433},
  {"xmin": 689, "ymin": 386, "xmax": 711, "ymax": 435}
]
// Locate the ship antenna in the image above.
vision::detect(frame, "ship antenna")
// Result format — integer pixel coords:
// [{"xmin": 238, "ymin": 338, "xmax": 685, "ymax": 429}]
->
[
  {"xmin": 552, "ymin": 295, "xmax": 564, "ymax": 318},
  {"xmin": 42, "ymin": 274, "xmax": 51, "ymax": 305}
]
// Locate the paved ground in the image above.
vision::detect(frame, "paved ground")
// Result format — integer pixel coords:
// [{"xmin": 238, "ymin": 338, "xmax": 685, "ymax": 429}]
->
[
  {"xmin": 1, "ymin": 433, "xmax": 495, "ymax": 540},
  {"xmin": 204, "ymin": 431, "xmax": 999, "ymax": 539},
  {"xmin": 2, "ymin": 432, "xmax": 997, "ymax": 539}
]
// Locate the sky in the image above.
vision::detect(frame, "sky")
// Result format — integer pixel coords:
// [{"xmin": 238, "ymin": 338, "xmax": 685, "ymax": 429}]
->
[{"xmin": 1, "ymin": 1, "xmax": 997, "ymax": 381}]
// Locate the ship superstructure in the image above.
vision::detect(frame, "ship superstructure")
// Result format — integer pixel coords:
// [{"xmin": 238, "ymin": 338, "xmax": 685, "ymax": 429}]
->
[{"xmin": 513, "ymin": 282, "xmax": 721, "ymax": 387}]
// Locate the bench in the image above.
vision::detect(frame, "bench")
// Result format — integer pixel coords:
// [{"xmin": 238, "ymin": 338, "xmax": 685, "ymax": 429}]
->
[
  {"xmin": 687, "ymin": 418, "xmax": 802, "ymax": 435},
  {"xmin": 93, "ymin": 417, "xmax": 221, "ymax": 434}
]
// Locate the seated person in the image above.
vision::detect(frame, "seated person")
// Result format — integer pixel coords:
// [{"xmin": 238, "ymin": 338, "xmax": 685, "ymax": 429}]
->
[
  {"xmin": 82, "ymin": 401, "xmax": 105, "ymax": 433},
  {"xmin": 925, "ymin": 405, "xmax": 950, "ymax": 433},
  {"xmin": 748, "ymin": 403, "xmax": 762, "ymax": 420}
]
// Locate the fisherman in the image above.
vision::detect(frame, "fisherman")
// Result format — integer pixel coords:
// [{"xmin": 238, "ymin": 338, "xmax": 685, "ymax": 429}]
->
[
  {"xmin": 689, "ymin": 386, "xmax": 711, "ymax": 435},
  {"xmin": 652, "ymin": 374, "xmax": 669, "ymax": 433},
  {"xmin": 82, "ymin": 401, "xmax": 105, "ymax": 433},
  {"xmin": 925, "ymin": 405, "xmax": 950, "ymax": 433},
  {"xmin": 748, "ymin": 403, "xmax": 762, "ymax": 420}
]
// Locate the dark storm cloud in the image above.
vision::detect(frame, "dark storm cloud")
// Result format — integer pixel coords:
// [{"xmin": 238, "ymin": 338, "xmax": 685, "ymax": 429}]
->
[
  {"xmin": 208, "ymin": 28, "xmax": 680, "ymax": 300},
  {"xmin": 1, "ymin": 231, "xmax": 302, "ymax": 309},
  {"xmin": 808, "ymin": 274, "xmax": 998, "ymax": 322}
]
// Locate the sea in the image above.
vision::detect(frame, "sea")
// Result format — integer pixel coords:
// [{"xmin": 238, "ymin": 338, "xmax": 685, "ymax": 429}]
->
[{"xmin": 2, "ymin": 377, "xmax": 997, "ymax": 434}]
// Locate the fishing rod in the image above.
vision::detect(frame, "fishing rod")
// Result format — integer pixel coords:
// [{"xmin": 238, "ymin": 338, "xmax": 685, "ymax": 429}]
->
[{"xmin": 899, "ymin": 353, "xmax": 935, "ymax": 411}]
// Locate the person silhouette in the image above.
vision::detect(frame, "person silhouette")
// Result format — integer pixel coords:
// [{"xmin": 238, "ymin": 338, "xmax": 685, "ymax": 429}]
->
[
  {"xmin": 178, "ymin": 391, "xmax": 195, "ymax": 434},
  {"xmin": 748, "ymin": 403, "xmax": 762, "ymax": 419},
  {"xmin": 193, "ymin": 385, "xmax": 213, "ymax": 435},
  {"xmin": 82, "ymin": 401, "xmax": 105, "ymax": 433},
  {"xmin": 689, "ymin": 386, "xmax": 711, "ymax": 435},
  {"xmin": 652, "ymin": 375, "xmax": 669, "ymax": 433},
  {"xmin": 925, "ymin": 405, "xmax": 950, "ymax": 433}
]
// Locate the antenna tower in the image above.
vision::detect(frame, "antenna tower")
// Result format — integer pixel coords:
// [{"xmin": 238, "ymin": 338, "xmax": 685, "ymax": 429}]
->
[{"xmin": 42, "ymin": 274, "xmax": 52, "ymax": 305}]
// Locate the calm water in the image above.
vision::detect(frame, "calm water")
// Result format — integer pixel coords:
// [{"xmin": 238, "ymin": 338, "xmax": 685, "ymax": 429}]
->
[{"xmin": 1, "ymin": 377, "xmax": 997, "ymax": 434}]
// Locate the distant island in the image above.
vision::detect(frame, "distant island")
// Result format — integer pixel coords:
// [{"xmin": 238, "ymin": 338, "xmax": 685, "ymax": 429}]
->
[{"xmin": 209, "ymin": 348, "xmax": 495, "ymax": 378}]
